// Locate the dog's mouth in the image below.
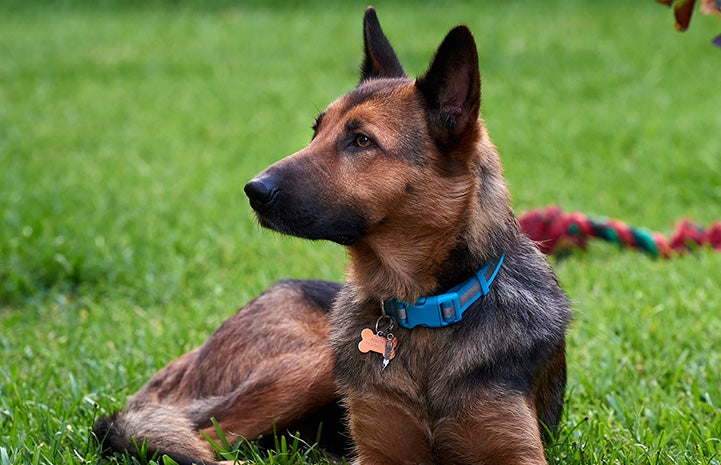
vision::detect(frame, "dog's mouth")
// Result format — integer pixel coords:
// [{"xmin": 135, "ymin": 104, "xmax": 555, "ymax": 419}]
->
[
  {"xmin": 249, "ymin": 201, "xmax": 366, "ymax": 246},
  {"xmin": 262, "ymin": 213, "xmax": 365, "ymax": 245}
]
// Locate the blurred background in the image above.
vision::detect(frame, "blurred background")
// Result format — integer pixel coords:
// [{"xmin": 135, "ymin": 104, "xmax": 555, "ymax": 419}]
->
[{"xmin": 1, "ymin": 1, "xmax": 719, "ymax": 463}]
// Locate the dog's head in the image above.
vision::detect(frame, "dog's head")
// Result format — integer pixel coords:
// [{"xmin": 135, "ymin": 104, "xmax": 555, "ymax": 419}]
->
[{"xmin": 246, "ymin": 8, "xmax": 511, "ymax": 300}]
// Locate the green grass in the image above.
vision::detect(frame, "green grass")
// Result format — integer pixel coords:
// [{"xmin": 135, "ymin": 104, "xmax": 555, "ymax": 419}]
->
[{"xmin": 1, "ymin": 1, "xmax": 720, "ymax": 464}]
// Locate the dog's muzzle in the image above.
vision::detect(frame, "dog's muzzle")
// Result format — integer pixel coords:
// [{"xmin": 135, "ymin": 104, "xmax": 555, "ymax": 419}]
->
[{"xmin": 244, "ymin": 172, "xmax": 367, "ymax": 246}]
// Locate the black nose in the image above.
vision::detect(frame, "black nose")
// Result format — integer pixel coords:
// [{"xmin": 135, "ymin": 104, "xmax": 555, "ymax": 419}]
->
[{"xmin": 244, "ymin": 177, "xmax": 278, "ymax": 208}]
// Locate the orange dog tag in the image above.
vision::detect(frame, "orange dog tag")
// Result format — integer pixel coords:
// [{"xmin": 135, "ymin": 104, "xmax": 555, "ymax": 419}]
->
[{"xmin": 358, "ymin": 328, "xmax": 398, "ymax": 369}]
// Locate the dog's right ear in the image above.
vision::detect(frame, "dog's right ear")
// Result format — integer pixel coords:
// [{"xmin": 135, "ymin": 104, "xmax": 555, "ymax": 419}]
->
[{"xmin": 359, "ymin": 7, "xmax": 406, "ymax": 83}]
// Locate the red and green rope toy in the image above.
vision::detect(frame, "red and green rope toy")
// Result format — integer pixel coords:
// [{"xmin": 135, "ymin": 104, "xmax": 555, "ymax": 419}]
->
[{"xmin": 518, "ymin": 206, "xmax": 721, "ymax": 258}]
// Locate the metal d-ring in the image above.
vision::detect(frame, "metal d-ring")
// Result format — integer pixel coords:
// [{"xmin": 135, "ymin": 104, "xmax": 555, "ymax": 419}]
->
[{"xmin": 374, "ymin": 314, "xmax": 395, "ymax": 336}]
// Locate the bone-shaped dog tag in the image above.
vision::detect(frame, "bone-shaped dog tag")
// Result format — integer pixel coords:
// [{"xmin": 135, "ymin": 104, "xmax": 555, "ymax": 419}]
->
[{"xmin": 358, "ymin": 328, "xmax": 397, "ymax": 369}]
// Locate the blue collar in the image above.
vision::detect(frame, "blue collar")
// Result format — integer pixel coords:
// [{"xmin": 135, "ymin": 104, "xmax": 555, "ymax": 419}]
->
[{"xmin": 382, "ymin": 254, "xmax": 505, "ymax": 329}]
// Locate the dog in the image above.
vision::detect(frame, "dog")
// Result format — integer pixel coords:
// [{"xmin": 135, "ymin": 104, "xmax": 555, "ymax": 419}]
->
[
  {"xmin": 95, "ymin": 7, "xmax": 571, "ymax": 465},
  {"xmin": 244, "ymin": 7, "xmax": 572, "ymax": 464}
]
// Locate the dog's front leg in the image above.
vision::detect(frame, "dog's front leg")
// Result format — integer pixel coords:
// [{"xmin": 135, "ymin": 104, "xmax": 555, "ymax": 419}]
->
[
  {"xmin": 346, "ymin": 395, "xmax": 433, "ymax": 465},
  {"xmin": 433, "ymin": 392, "xmax": 548, "ymax": 465}
]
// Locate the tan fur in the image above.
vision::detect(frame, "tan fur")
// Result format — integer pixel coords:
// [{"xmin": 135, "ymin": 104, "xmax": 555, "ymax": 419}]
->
[
  {"xmin": 347, "ymin": 122, "xmax": 513, "ymax": 303},
  {"xmin": 127, "ymin": 286, "xmax": 336, "ymax": 446},
  {"xmin": 267, "ymin": 83, "xmax": 510, "ymax": 303},
  {"xmin": 433, "ymin": 393, "xmax": 547, "ymax": 465},
  {"xmin": 96, "ymin": 281, "xmax": 340, "ymax": 463},
  {"xmin": 346, "ymin": 395, "xmax": 433, "ymax": 465}
]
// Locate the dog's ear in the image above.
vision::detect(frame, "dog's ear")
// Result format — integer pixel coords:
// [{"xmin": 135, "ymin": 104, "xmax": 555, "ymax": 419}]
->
[
  {"xmin": 359, "ymin": 7, "xmax": 406, "ymax": 82},
  {"xmin": 416, "ymin": 26, "xmax": 481, "ymax": 149}
]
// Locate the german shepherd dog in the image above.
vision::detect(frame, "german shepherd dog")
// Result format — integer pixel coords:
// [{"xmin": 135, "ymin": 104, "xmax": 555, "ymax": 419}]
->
[{"xmin": 95, "ymin": 7, "xmax": 571, "ymax": 465}]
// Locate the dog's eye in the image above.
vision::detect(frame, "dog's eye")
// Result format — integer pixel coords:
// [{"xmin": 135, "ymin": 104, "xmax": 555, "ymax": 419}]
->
[{"xmin": 354, "ymin": 134, "xmax": 373, "ymax": 148}]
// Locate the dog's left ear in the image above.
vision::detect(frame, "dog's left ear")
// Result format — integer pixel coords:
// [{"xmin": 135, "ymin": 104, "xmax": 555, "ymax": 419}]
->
[
  {"xmin": 359, "ymin": 7, "xmax": 406, "ymax": 82},
  {"xmin": 416, "ymin": 26, "xmax": 480, "ymax": 149}
]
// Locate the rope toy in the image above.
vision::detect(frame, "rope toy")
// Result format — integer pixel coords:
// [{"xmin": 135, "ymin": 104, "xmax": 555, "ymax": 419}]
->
[{"xmin": 518, "ymin": 205, "xmax": 721, "ymax": 258}]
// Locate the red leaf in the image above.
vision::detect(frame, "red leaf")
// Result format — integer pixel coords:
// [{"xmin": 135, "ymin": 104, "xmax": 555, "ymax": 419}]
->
[{"xmin": 674, "ymin": 0, "xmax": 697, "ymax": 31}]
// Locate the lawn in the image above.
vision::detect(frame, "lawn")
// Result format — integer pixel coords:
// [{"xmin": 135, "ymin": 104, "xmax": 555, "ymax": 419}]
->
[{"xmin": 1, "ymin": 0, "xmax": 720, "ymax": 464}]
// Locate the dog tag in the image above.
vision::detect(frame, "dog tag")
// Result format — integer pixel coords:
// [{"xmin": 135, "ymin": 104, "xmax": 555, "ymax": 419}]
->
[{"xmin": 358, "ymin": 328, "xmax": 398, "ymax": 369}]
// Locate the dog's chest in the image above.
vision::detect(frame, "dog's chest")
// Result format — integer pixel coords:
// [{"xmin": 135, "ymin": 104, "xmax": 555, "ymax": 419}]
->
[{"xmin": 330, "ymin": 297, "xmax": 460, "ymax": 396}]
